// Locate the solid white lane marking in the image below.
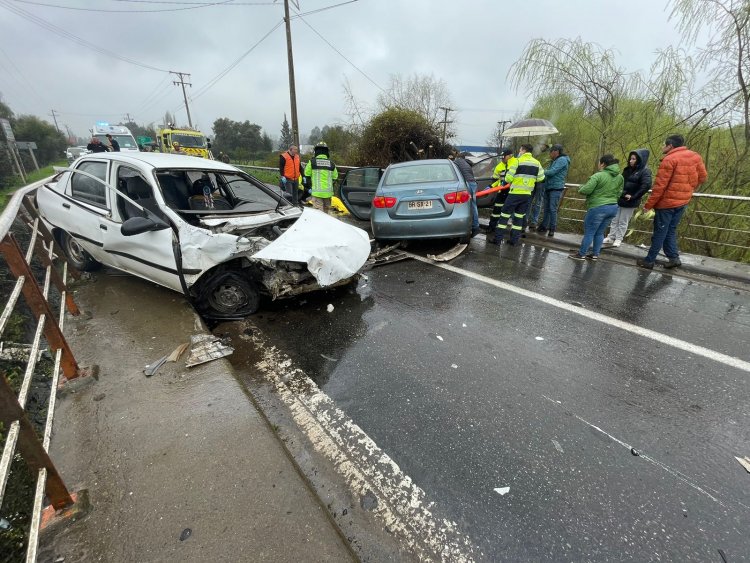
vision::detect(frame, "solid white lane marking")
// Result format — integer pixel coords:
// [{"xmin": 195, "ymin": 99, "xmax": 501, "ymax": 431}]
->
[
  {"xmin": 408, "ymin": 253, "xmax": 750, "ymax": 374},
  {"xmin": 241, "ymin": 326, "xmax": 477, "ymax": 562},
  {"xmin": 540, "ymin": 396, "xmax": 750, "ymax": 510}
]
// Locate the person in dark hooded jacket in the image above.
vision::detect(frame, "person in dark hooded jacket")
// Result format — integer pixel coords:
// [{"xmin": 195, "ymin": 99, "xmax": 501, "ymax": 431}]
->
[{"xmin": 603, "ymin": 149, "xmax": 652, "ymax": 247}]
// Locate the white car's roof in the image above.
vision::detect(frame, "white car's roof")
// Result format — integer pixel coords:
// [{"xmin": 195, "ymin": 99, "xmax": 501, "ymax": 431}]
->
[{"xmin": 78, "ymin": 152, "xmax": 237, "ymax": 172}]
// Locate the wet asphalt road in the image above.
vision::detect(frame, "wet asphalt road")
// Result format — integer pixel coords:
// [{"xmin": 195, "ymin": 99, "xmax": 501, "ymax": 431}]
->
[{"xmin": 237, "ymin": 237, "xmax": 750, "ymax": 561}]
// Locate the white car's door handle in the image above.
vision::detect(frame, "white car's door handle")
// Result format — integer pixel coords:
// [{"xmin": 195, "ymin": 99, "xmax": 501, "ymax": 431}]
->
[
  {"xmin": 62, "ymin": 203, "xmax": 70, "ymax": 209},
  {"xmin": 99, "ymin": 224, "xmax": 107, "ymax": 230}
]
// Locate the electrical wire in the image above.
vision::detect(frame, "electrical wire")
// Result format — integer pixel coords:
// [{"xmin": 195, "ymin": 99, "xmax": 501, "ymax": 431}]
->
[
  {"xmin": 8, "ymin": 0, "xmax": 259, "ymax": 13},
  {"xmin": 0, "ymin": 0, "xmax": 171, "ymax": 72},
  {"xmin": 292, "ymin": 7, "xmax": 385, "ymax": 93}
]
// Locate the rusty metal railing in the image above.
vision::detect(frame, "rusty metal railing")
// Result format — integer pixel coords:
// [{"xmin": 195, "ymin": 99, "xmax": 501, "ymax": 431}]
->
[
  {"xmin": 0, "ymin": 178, "xmax": 89, "ymax": 561},
  {"xmin": 556, "ymin": 184, "xmax": 750, "ymax": 263}
]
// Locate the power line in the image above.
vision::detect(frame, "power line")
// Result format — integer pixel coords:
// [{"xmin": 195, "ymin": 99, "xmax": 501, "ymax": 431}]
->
[
  {"xmin": 292, "ymin": 6, "xmax": 384, "ymax": 93},
  {"xmin": 0, "ymin": 0, "xmax": 171, "ymax": 72},
  {"xmin": 9, "ymin": 0, "xmax": 256, "ymax": 13}
]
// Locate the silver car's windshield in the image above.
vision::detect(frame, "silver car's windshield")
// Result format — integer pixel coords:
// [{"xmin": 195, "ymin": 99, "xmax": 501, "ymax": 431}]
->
[{"xmin": 384, "ymin": 163, "xmax": 458, "ymax": 186}]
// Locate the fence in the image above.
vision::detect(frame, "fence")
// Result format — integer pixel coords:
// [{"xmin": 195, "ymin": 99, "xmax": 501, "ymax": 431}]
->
[
  {"xmin": 556, "ymin": 184, "xmax": 750, "ymax": 263},
  {"xmin": 0, "ymin": 179, "xmax": 89, "ymax": 561}
]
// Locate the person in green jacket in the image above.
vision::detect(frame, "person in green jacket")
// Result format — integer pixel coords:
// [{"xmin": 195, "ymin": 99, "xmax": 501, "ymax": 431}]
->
[
  {"xmin": 569, "ymin": 154, "xmax": 624, "ymax": 261},
  {"xmin": 304, "ymin": 141, "xmax": 338, "ymax": 214}
]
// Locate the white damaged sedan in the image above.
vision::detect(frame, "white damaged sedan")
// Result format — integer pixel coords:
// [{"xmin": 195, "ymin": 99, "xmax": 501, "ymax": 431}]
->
[{"xmin": 36, "ymin": 152, "xmax": 371, "ymax": 318}]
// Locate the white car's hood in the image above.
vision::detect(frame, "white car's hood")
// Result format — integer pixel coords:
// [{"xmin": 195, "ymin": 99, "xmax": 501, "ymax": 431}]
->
[{"xmin": 252, "ymin": 208, "xmax": 370, "ymax": 286}]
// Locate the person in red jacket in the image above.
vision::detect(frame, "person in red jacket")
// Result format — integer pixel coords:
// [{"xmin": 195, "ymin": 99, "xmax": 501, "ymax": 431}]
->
[{"xmin": 637, "ymin": 134, "xmax": 707, "ymax": 270}]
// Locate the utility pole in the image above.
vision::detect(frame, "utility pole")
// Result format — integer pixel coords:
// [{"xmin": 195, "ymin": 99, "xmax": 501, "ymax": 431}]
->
[
  {"xmin": 497, "ymin": 120, "xmax": 511, "ymax": 148},
  {"xmin": 123, "ymin": 113, "xmax": 133, "ymax": 124},
  {"xmin": 438, "ymin": 106, "xmax": 453, "ymax": 145},
  {"xmin": 283, "ymin": 0, "xmax": 300, "ymax": 147},
  {"xmin": 64, "ymin": 124, "xmax": 74, "ymax": 143},
  {"xmin": 171, "ymin": 71, "xmax": 193, "ymax": 129},
  {"xmin": 49, "ymin": 109, "xmax": 60, "ymax": 134}
]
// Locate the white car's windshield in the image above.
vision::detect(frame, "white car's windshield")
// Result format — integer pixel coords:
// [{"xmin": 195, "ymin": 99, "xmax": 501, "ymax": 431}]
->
[{"xmin": 155, "ymin": 169, "xmax": 281, "ymax": 213}]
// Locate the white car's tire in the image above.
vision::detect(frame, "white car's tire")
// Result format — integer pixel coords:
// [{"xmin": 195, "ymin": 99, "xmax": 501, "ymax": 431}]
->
[{"xmin": 60, "ymin": 231, "xmax": 101, "ymax": 272}]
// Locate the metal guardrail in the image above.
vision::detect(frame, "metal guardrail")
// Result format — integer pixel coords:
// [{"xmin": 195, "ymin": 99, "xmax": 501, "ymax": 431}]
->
[
  {"xmin": 556, "ymin": 183, "xmax": 750, "ymax": 263},
  {"xmin": 0, "ymin": 178, "xmax": 89, "ymax": 561},
  {"xmin": 239, "ymin": 163, "xmax": 750, "ymax": 263}
]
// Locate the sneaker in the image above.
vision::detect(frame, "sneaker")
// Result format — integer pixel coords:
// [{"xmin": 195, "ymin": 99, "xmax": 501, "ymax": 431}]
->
[
  {"xmin": 636, "ymin": 258, "xmax": 654, "ymax": 269},
  {"xmin": 602, "ymin": 236, "xmax": 613, "ymax": 245},
  {"xmin": 664, "ymin": 258, "xmax": 682, "ymax": 269},
  {"xmin": 568, "ymin": 253, "xmax": 586, "ymax": 262},
  {"xmin": 536, "ymin": 225, "xmax": 547, "ymax": 233},
  {"xmin": 547, "ymin": 230, "xmax": 555, "ymax": 237},
  {"xmin": 586, "ymin": 254, "xmax": 598, "ymax": 261},
  {"xmin": 611, "ymin": 240, "xmax": 621, "ymax": 247}
]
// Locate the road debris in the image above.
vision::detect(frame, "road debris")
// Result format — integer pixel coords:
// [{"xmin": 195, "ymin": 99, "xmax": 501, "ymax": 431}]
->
[
  {"xmin": 735, "ymin": 455, "xmax": 750, "ymax": 472},
  {"xmin": 179, "ymin": 528, "xmax": 192, "ymax": 541},
  {"xmin": 320, "ymin": 354, "xmax": 338, "ymax": 362},
  {"xmin": 364, "ymin": 243, "xmax": 410, "ymax": 269},
  {"xmin": 552, "ymin": 440, "xmax": 564, "ymax": 453},
  {"xmin": 427, "ymin": 243, "xmax": 468, "ymax": 262},
  {"xmin": 535, "ymin": 336, "xmax": 544, "ymax": 341},
  {"xmin": 631, "ymin": 448, "xmax": 640, "ymax": 456},
  {"xmin": 185, "ymin": 334, "xmax": 234, "ymax": 368},
  {"xmin": 436, "ymin": 335, "xmax": 444, "ymax": 341},
  {"xmin": 144, "ymin": 354, "xmax": 169, "ymax": 377},
  {"xmin": 327, "ymin": 304, "xmax": 334, "ymax": 313},
  {"xmin": 494, "ymin": 487, "xmax": 510, "ymax": 496},
  {"xmin": 167, "ymin": 342, "xmax": 189, "ymax": 362}
]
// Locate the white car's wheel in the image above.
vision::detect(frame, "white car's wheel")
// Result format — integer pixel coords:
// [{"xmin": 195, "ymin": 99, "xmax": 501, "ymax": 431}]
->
[
  {"xmin": 60, "ymin": 231, "xmax": 101, "ymax": 272},
  {"xmin": 197, "ymin": 271, "xmax": 260, "ymax": 318}
]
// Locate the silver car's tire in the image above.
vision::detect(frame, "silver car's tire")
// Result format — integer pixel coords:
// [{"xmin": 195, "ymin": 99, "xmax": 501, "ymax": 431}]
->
[{"xmin": 60, "ymin": 231, "xmax": 101, "ymax": 272}]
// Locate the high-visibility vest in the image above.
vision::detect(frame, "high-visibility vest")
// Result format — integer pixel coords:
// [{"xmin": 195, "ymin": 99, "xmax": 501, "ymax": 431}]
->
[
  {"xmin": 505, "ymin": 153, "xmax": 545, "ymax": 195},
  {"xmin": 304, "ymin": 154, "xmax": 338, "ymax": 198},
  {"xmin": 281, "ymin": 151, "xmax": 301, "ymax": 180},
  {"xmin": 491, "ymin": 157, "xmax": 518, "ymax": 187}
]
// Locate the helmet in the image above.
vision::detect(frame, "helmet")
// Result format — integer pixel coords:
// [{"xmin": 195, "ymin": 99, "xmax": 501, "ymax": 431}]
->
[
  {"xmin": 316, "ymin": 141, "xmax": 328, "ymax": 148},
  {"xmin": 314, "ymin": 141, "xmax": 329, "ymax": 156}
]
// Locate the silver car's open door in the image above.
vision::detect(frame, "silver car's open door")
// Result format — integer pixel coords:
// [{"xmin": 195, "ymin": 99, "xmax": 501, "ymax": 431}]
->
[{"xmin": 338, "ymin": 166, "xmax": 382, "ymax": 220}]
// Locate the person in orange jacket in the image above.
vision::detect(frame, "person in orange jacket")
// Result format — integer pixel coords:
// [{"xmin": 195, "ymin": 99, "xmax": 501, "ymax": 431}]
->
[{"xmin": 636, "ymin": 134, "xmax": 707, "ymax": 270}]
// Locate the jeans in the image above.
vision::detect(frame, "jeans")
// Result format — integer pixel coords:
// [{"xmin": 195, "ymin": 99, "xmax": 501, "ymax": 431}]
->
[
  {"xmin": 281, "ymin": 179, "xmax": 299, "ymax": 204},
  {"xmin": 467, "ymin": 181, "xmax": 479, "ymax": 230},
  {"xmin": 645, "ymin": 206, "xmax": 687, "ymax": 263},
  {"xmin": 578, "ymin": 204, "xmax": 618, "ymax": 256},
  {"xmin": 526, "ymin": 185, "xmax": 542, "ymax": 226},
  {"xmin": 539, "ymin": 189, "xmax": 564, "ymax": 231},
  {"xmin": 607, "ymin": 206, "xmax": 636, "ymax": 242}
]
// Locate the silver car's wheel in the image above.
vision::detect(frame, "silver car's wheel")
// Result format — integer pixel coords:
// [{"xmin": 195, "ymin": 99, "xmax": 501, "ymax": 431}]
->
[{"xmin": 61, "ymin": 231, "xmax": 101, "ymax": 272}]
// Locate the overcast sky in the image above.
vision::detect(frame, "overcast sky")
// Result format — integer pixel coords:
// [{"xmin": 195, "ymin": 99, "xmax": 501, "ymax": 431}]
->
[{"xmin": 0, "ymin": 0, "xmax": 691, "ymax": 146}]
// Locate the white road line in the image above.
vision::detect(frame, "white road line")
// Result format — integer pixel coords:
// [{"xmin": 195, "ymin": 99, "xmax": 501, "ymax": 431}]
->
[
  {"xmin": 541, "ymin": 395, "xmax": 750, "ymax": 511},
  {"xmin": 240, "ymin": 326, "xmax": 477, "ymax": 562},
  {"xmin": 408, "ymin": 253, "xmax": 750, "ymax": 374}
]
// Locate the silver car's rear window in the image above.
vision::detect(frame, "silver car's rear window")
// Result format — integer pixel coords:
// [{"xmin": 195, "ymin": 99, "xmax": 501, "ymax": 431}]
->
[{"xmin": 383, "ymin": 163, "xmax": 457, "ymax": 186}]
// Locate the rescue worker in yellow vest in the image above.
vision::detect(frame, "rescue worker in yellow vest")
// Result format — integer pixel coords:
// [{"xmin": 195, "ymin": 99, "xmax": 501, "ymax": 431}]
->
[
  {"xmin": 489, "ymin": 143, "xmax": 545, "ymax": 246},
  {"xmin": 304, "ymin": 141, "xmax": 338, "ymax": 214},
  {"xmin": 485, "ymin": 148, "xmax": 517, "ymax": 238},
  {"xmin": 279, "ymin": 145, "xmax": 302, "ymax": 205}
]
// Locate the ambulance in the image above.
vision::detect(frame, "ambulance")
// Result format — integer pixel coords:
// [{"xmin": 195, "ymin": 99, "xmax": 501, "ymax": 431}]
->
[{"xmin": 91, "ymin": 123, "xmax": 139, "ymax": 152}]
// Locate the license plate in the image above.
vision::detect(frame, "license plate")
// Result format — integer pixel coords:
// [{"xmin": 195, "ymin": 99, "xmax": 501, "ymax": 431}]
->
[{"xmin": 408, "ymin": 200, "xmax": 433, "ymax": 210}]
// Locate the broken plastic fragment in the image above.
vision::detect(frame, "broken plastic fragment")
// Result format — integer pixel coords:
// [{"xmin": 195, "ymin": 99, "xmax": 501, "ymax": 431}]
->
[
  {"xmin": 436, "ymin": 335, "xmax": 444, "ymax": 341},
  {"xmin": 451, "ymin": 363, "xmax": 458, "ymax": 369},
  {"xmin": 494, "ymin": 487, "xmax": 510, "ymax": 496},
  {"xmin": 735, "ymin": 456, "xmax": 750, "ymax": 473},
  {"xmin": 327, "ymin": 304, "xmax": 334, "ymax": 313},
  {"xmin": 535, "ymin": 336, "xmax": 544, "ymax": 341},
  {"xmin": 185, "ymin": 334, "xmax": 234, "ymax": 367}
]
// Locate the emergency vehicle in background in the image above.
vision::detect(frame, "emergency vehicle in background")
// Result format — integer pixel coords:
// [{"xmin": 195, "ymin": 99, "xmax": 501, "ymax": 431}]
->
[
  {"xmin": 156, "ymin": 125, "xmax": 213, "ymax": 159},
  {"xmin": 91, "ymin": 123, "xmax": 139, "ymax": 152}
]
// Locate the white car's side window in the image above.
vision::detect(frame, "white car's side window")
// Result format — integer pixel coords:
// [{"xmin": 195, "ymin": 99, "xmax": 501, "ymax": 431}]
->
[{"xmin": 70, "ymin": 161, "xmax": 108, "ymax": 208}]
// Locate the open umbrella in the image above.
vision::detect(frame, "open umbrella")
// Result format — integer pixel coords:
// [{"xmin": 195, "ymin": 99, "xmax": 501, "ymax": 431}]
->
[{"xmin": 503, "ymin": 118, "xmax": 558, "ymax": 138}]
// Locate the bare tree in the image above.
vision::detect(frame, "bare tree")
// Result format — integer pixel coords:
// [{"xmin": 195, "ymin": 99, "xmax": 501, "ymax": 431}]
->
[{"xmin": 376, "ymin": 73, "xmax": 455, "ymax": 131}]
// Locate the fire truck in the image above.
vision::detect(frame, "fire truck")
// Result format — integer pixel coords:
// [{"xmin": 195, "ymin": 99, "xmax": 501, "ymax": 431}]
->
[{"xmin": 156, "ymin": 125, "xmax": 213, "ymax": 159}]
